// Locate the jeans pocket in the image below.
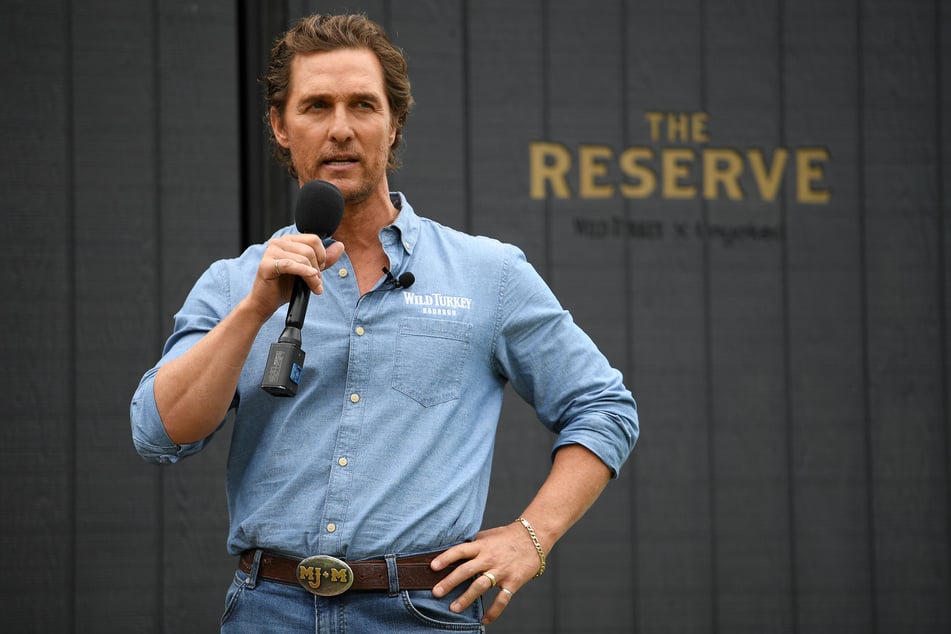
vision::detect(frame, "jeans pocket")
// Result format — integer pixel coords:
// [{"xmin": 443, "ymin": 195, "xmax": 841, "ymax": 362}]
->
[
  {"xmin": 400, "ymin": 589, "xmax": 484, "ymax": 631},
  {"xmin": 393, "ymin": 318, "xmax": 472, "ymax": 407},
  {"xmin": 220, "ymin": 571, "xmax": 247, "ymax": 627}
]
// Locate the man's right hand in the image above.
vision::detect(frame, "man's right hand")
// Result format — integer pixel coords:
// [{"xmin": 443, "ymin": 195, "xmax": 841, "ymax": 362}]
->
[{"xmin": 247, "ymin": 234, "xmax": 346, "ymax": 321}]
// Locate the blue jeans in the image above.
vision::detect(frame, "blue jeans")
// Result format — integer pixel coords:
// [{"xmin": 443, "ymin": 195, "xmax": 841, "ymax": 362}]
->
[{"xmin": 220, "ymin": 556, "xmax": 485, "ymax": 633}]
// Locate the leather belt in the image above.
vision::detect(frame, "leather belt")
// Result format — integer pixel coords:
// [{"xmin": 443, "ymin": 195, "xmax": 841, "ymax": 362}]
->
[{"xmin": 239, "ymin": 549, "xmax": 455, "ymax": 595}]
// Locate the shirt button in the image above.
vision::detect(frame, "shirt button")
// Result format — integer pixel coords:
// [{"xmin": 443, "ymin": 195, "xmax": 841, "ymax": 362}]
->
[
  {"xmin": 338, "ymin": 457, "xmax": 349, "ymax": 467},
  {"xmin": 350, "ymin": 393, "xmax": 360, "ymax": 403},
  {"xmin": 355, "ymin": 326, "xmax": 365, "ymax": 336},
  {"xmin": 326, "ymin": 523, "xmax": 336, "ymax": 533},
  {"xmin": 338, "ymin": 268, "xmax": 349, "ymax": 278},
  {"xmin": 403, "ymin": 241, "xmax": 411, "ymax": 251}
]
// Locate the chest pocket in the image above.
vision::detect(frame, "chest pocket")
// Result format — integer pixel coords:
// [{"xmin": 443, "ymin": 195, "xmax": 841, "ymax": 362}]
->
[{"xmin": 393, "ymin": 317, "xmax": 472, "ymax": 407}]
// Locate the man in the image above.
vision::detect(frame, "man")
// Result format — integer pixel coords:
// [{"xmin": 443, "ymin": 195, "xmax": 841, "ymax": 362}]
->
[{"xmin": 131, "ymin": 13, "xmax": 637, "ymax": 632}]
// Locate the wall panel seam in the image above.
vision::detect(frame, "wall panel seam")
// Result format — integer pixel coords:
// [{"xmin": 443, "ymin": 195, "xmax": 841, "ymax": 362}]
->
[
  {"xmin": 857, "ymin": 1, "xmax": 879, "ymax": 631},
  {"xmin": 539, "ymin": 1, "xmax": 559, "ymax": 628},
  {"xmin": 620, "ymin": 1, "xmax": 639, "ymax": 632},
  {"xmin": 462, "ymin": 0, "xmax": 472, "ymax": 235},
  {"xmin": 151, "ymin": 0, "xmax": 166, "ymax": 630},
  {"xmin": 699, "ymin": 0, "xmax": 718, "ymax": 631},
  {"xmin": 778, "ymin": 0, "xmax": 800, "ymax": 631},
  {"xmin": 936, "ymin": 0, "xmax": 951, "ymax": 614},
  {"xmin": 66, "ymin": 0, "xmax": 77, "ymax": 631}
]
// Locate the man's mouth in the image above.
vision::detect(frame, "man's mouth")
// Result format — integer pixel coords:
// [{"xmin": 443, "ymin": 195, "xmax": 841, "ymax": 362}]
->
[{"xmin": 324, "ymin": 156, "xmax": 359, "ymax": 166}]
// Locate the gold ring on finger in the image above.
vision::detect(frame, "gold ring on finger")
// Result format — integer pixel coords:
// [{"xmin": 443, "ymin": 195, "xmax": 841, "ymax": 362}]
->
[
  {"xmin": 274, "ymin": 258, "xmax": 282, "ymax": 275},
  {"xmin": 480, "ymin": 571, "xmax": 497, "ymax": 587}
]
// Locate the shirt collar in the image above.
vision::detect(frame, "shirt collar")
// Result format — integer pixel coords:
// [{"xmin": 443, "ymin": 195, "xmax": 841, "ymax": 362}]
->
[{"xmin": 384, "ymin": 192, "xmax": 419, "ymax": 256}]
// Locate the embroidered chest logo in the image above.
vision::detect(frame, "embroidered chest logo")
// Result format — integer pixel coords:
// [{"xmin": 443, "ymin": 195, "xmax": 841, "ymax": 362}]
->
[{"xmin": 401, "ymin": 291, "xmax": 473, "ymax": 317}]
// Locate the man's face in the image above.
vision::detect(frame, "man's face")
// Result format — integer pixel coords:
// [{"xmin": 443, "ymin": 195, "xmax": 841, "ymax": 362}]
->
[{"xmin": 270, "ymin": 48, "xmax": 396, "ymax": 204}]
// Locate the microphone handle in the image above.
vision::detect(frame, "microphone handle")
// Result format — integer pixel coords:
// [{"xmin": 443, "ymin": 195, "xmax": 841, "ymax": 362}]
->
[{"xmin": 285, "ymin": 277, "xmax": 311, "ymax": 330}]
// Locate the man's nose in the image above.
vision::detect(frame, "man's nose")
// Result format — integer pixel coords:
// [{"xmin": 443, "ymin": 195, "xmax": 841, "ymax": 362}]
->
[{"xmin": 329, "ymin": 104, "xmax": 354, "ymax": 143}]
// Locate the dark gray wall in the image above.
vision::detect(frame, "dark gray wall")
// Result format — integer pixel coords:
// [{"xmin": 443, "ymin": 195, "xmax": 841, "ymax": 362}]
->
[{"xmin": 1, "ymin": 0, "xmax": 948, "ymax": 632}]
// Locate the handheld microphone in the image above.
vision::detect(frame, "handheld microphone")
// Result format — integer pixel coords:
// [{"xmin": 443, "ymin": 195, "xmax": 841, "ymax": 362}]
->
[
  {"xmin": 383, "ymin": 266, "xmax": 415, "ymax": 289},
  {"xmin": 261, "ymin": 180, "xmax": 345, "ymax": 397}
]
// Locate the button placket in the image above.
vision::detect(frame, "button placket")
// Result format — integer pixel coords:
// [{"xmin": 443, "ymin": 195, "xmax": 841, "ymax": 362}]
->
[{"xmin": 319, "ymin": 296, "xmax": 373, "ymax": 553}]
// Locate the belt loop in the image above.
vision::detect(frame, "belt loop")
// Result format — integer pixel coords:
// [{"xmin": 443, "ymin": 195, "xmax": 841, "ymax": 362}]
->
[
  {"xmin": 384, "ymin": 554, "xmax": 400, "ymax": 596},
  {"xmin": 246, "ymin": 549, "xmax": 264, "ymax": 589}
]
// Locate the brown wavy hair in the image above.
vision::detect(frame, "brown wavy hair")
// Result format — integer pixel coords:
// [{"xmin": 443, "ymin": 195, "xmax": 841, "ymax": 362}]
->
[{"xmin": 265, "ymin": 14, "xmax": 414, "ymax": 178}]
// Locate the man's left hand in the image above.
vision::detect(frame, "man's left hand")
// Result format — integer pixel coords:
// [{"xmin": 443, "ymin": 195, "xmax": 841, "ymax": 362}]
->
[{"xmin": 430, "ymin": 521, "xmax": 544, "ymax": 625}]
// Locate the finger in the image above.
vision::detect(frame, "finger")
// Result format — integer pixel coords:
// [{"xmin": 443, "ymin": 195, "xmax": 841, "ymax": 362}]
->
[
  {"xmin": 482, "ymin": 587, "xmax": 515, "ymax": 625},
  {"xmin": 431, "ymin": 542, "xmax": 479, "ymax": 572},
  {"xmin": 269, "ymin": 255, "xmax": 320, "ymax": 281},
  {"xmin": 274, "ymin": 246, "xmax": 322, "ymax": 273},
  {"xmin": 431, "ymin": 544, "xmax": 481, "ymax": 598},
  {"xmin": 301, "ymin": 242, "xmax": 343, "ymax": 295},
  {"xmin": 268, "ymin": 235, "xmax": 325, "ymax": 275},
  {"xmin": 323, "ymin": 241, "xmax": 346, "ymax": 270},
  {"xmin": 448, "ymin": 572, "xmax": 497, "ymax": 615},
  {"xmin": 274, "ymin": 235, "xmax": 326, "ymax": 268}
]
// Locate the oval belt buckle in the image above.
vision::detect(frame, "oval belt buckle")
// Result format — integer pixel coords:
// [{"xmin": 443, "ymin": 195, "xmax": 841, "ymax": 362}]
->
[{"xmin": 296, "ymin": 554, "xmax": 354, "ymax": 596}]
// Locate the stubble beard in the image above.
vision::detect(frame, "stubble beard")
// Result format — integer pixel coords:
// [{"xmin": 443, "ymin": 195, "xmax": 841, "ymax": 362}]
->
[{"xmin": 308, "ymin": 144, "xmax": 388, "ymax": 206}]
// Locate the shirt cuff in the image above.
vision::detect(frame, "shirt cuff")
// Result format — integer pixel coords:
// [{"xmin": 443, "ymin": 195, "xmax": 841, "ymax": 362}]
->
[{"xmin": 130, "ymin": 373, "xmax": 206, "ymax": 464}]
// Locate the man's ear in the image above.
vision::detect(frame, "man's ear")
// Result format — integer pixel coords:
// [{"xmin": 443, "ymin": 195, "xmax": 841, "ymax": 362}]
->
[{"xmin": 270, "ymin": 106, "xmax": 290, "ymax": 148}]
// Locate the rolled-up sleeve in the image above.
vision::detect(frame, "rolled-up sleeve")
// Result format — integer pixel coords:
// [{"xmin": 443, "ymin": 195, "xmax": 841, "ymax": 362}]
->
[
  {"xmin": 130, "ymin": 367, "xmax": 208, "ymax": 463},
  {"xmin": 492, "ymin": 247, "xmax": 639, "ymax": 477},
  {"xmin": 129, "ymin": 260, "xmax": 237, "ymax": 464}
]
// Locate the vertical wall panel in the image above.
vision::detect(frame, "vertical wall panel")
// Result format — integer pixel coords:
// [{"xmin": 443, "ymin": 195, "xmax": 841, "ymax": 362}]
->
[
  {"xmin": 0, "ymin": 1, "xmax": 73, "ymax": 630},
  {"xmin": 783, "ymin": 2, "xmax": 873, "ymax": 632},
  {"xmin": 467, "ymin": 2, "xmax": 558, "ymax": 632},
  {"xmin": 388, "ymin": 1, "xmax": 467, "ymax": 230},
  {"xmin": 156, "ymin": 2, "xmax": 241, "ymax": 631},
  {"xmin": 862, "ymin": 0, "xmax": 950, "ymax": 631},
  {"xmin": 466, "ymin": 1, "xmax": 547, "ymax": 263},
  {"xmin": 626, "ymin": 1, "xmax": 714, "ymax": 631},
  {"xmin": 544, "ymin": 1, "xmax": 635, "ymax": 632},
  {"xmin": 71, "ymin": 0, "xmax": 162, "ymax": 629},
  {"xmin": 705, "ymin": 1, "xmax": 795, "ymax": 631}
]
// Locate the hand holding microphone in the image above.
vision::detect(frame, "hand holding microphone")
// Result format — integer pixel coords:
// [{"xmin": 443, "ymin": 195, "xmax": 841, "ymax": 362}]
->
[{"xmin": 261, "ymin": 180, "xmax": 345, "ymax": 397}]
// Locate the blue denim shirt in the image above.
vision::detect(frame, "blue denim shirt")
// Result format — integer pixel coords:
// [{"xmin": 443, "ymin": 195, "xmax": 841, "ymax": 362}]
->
[{"xmin": 131, "ymin": 193, "xmax": 638, "ymax": 560}]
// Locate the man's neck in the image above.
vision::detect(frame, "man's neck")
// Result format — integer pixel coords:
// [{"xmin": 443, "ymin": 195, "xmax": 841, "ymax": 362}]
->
[
  {"xmin": 331, "ymin": 186, "xmax": 398, "ymax": 294},
  {"xmin": 333, "ymin": 188, "xmax": 398, "ymax": 249}
]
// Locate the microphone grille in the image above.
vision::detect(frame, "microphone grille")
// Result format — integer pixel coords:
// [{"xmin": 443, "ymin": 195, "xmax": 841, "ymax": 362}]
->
[{"xmin": 295, "ymin": 180, "xmax": 345, "ymax": 238}]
